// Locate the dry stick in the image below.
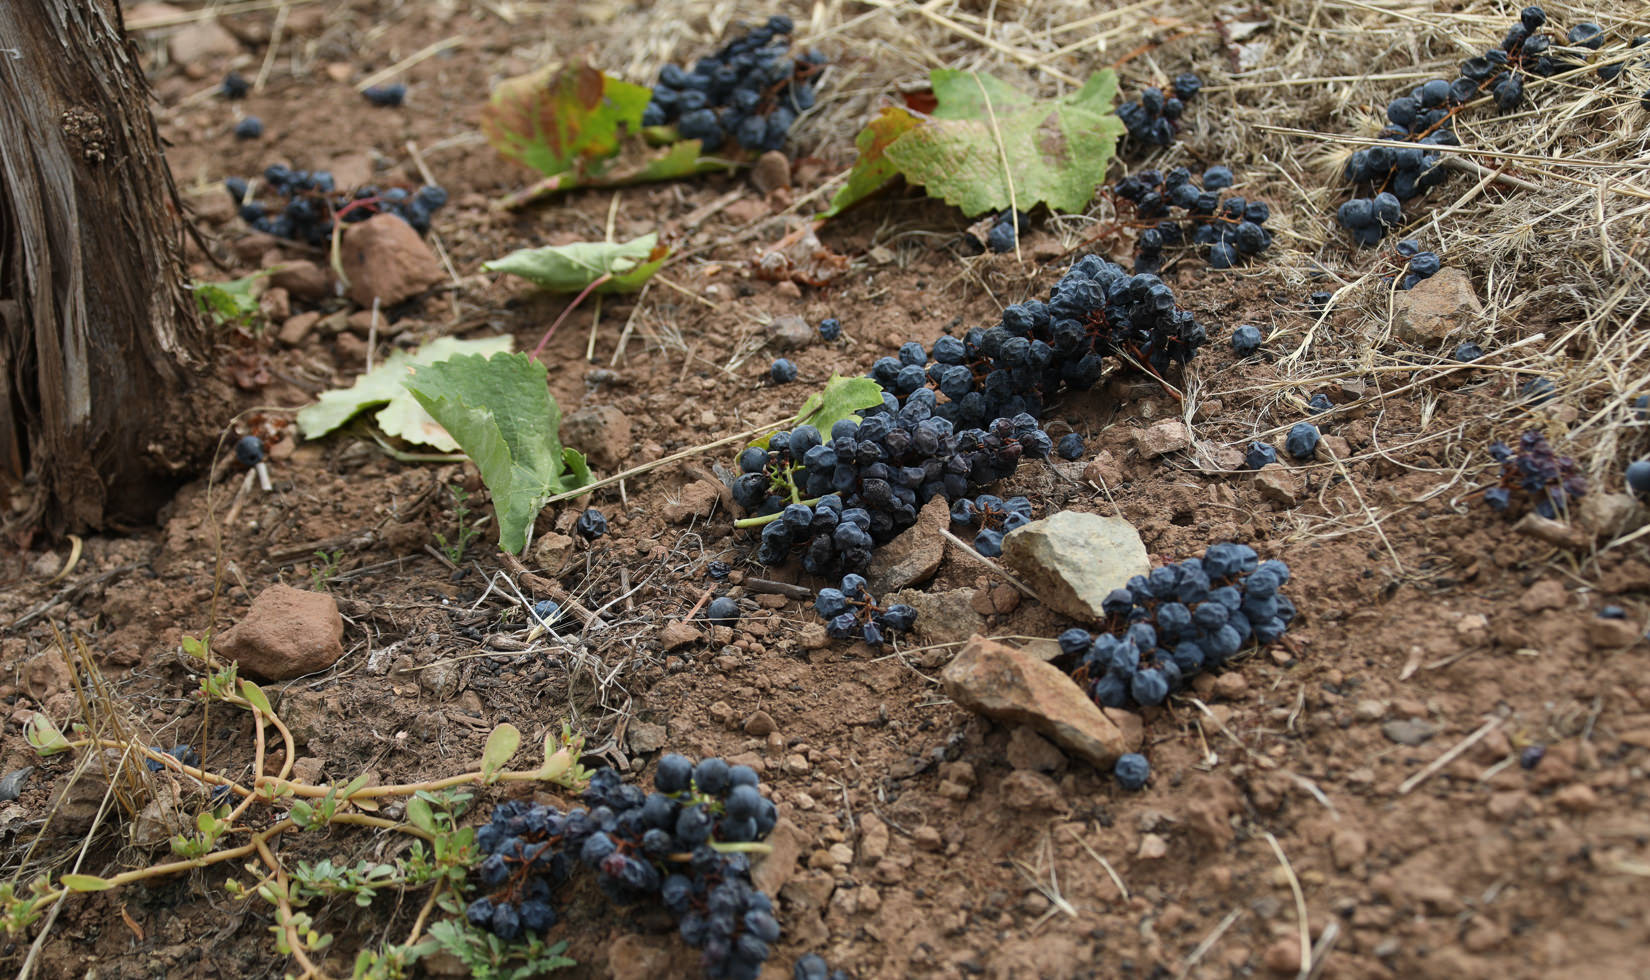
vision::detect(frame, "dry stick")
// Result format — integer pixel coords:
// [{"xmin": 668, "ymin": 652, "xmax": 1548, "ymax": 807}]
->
[
  {"xmin": 543, "ymin": 418, "xmax": 790, "ymax": 507},
  {"xmin": 744, "ymin": 578, "xmax": 814, "ymax": 600},
  {"xmin": 1304, "ymin": 921, "xmax": 1342, "ymax": 980},
  {"xmin": 125, "ymin": 0, "xmax": 318, "ymax": 29},
  {"xmin": 1322, "ymin": 443, "xmax": 1402, "ymax": 573},
  {"xmin": 16, "ymin": 750, "xmax": 125, "ymax": 980},
  {"xmin": 587, "ymin": 191, "xmax": 622, "ymax": 362},
  {"xmin": 1263, "ymin": 831, "xmax": 1312, "ymax": 980},
  {"xmin": 969, "ymin": 71, "xmax": 1021, "ymax": 265},
  {"xmin": 355, "ymin": 35, "xmax": 465, "ymax": 91},
  {"xmin": 364, "ymin": 297, "xmax": 381, "ymax": 374},
  {"xmin": 1174, "ymin": 909, "xmax": 1244, "ymax": 980},
  {"xmin": 610, "ymin": 279, "xmax": 652, "ymax": 367},
  {"xmin": 1064, "ymin": 824, "xmax": 1129, "ymax": 901},
  {"xmin": 939, "ymin": 528, "xmax": 1045, "ymax": 601},
  {"xmin": 1397, "ymin": 715, "xmax": 1505, "ymax": 796},
  {"xmin": 253, "ymin": 2, "xmax": 289, "ymax": 92}
]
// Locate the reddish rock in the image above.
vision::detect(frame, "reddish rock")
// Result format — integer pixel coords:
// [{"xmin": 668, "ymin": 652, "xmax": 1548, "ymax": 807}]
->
[
  {"xmin": 1392, "ymin": 267, "xmax": 1482, "ymax": 343},
  {"xmin": 217, "ymin": 585, "xmax": 344, "ymax": 680},
  {"xmin": 1133, "ymin": 419, "xmax": 1191, "ymax": 458},
  {"xmin": 269, "ymin": 260, "xmax": 333, "ymax": 302},
  {"xmin": 868, "ymin": 495, "xmax": 948, "ymax": 594},
  {"xmin": 339, "ymin": 214, "xmax": 444, "ymax": 307},
  {"xmin": 941, "ymin": 635, "xmax": 1135, "ymax": 768}
]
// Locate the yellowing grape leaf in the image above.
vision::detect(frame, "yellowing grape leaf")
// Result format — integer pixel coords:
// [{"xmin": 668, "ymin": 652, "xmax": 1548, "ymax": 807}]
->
[
  {"xmin": 481, "ymin": 59, "xmax": 652, "ymax": 178},
  {"xmin": 820, "ymin": 106, "xmax": 923, "ymax": 218},
  {"xmin": 482, "ymin": 233, "xmax": 669, "ymax": 293},
  {"xmin": 829, "ymin": 69, "xmax": 1124, "ymax": 219}
]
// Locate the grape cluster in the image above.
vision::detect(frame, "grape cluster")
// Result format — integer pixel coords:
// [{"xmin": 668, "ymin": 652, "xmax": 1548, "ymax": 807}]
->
[
  {"xmin": 1116, "ymin": 73, "xmax": 1202, "ymax": 146},
  {"xmin": 225, "ymin": 166, "xmax": 448, "ymax": 246},
  {"xmin": 1114, "ymin": 165, "xmax": 1273, "ymax": 271},
  {"xmin": 950, "ymin": 494, "xmax": 1032, "ymax": 557},
  {"xmin": 730, "ymin": 255, "xmax": 1206, "ymax": 576},
  {"xmin": 1059, "ymin": 544, "xmax": 1295, "ymax": 709},
  {"xmin": 814, "ymin": 574, "xmax": 917, "ymax": 646},
  {"xmin": 1484, "ymin": 431, "xmax": 1587, "ymax": 518},
  {"xmin": 733, "ymin": 413, "xmax": 1048, "ymax": 576},
  {"xmin": 1335, "ymin": 7, "xmax": 1644, "ymax": 246},
  {"xmin": 642, "ymin": 16, "xmax": 825, "ymax": 153},
  {"xmin": 1393, "ymin": 239, "xmax": 1442, "ymax": 290},
  {"xmin": 467, "ymin": 756, "xmax": 781, "ymax": 980}
]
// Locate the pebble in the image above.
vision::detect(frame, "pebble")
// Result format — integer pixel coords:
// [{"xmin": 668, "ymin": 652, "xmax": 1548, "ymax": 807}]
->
[
  {"xmin": 782, "ymin": 753, "xmax": 811, "ymax": 776},
  {"xmin": 750, "ymin": 150, "xmax": 792, "ymax": 194},
  {"xmin": 743, "ymin": 710, "xmax": 776, "ymax": 736},
  {"xmin": 1082, "ymin": 450, "xmax": 1123, "ymax": 486},
  {"xmin": 1001, "ymin": 770, "xmax": 1064, "ymax": 811},
  {"xmin": 707, "ymin": 701, "xmax": 736, "ymax": 727},
  {"xmin": 1331, "ymin": 828, "xmax": 1368, "ymax": 870},
  {"xmin": 913, "ymin": 826, "xmax": 944, "ymax": 851},
  {"xmin": 765, "ymin": 315, "xmax": 814, "ymax": 351},
  {"xmin": 1005, "ymin": 726, "xmax": 1066, "ymax": 773},
  {"xmin": 1354, "ymin": 699, "xmax": 1388, "ymax": 722},
  {"xmin": 1382, "ymin": 717, "xmax": 1439, "ymax": 746},
  {"xmin": 1212, "ymin": 672, "xmax": 1249, "ymax": 699},
  {"xmin": 560, "ymin": 405, "xmax": 632, "ymax": 470},
  {"xmin": 1519, "ymin": 579, "xmax": 1567, "ymax": 613},
  {"xmin": 1133, "ymin": 419, "xmax": 1192, "ymax": 458},
  {"xmin": 858, "ymin": 814, "xmax": 889, "ymax": 863},
  {"xmin": 217, "ymin": 584, "xmax": 344, "ymax": 680},
  {"xmin": 867, "ymin": 496, "xmax": 948, "ymax": 593},
  {"xmin": 1261, "ymin": 937, "xmax": 1303, "ymax": 975},
  {"xmin": 1136, "ymin": 833, "xmax": 1168, "ymax": 860},
  {"xmin": 626, "ymin": 722, "xmax": 667, "ymax": 755},
  {"xmin": 827, "ymin": 842, "xmax": 855, "ymax": 866},
  {"xmin": 1552, "ymin": 783, "xmax": 1597, "ymax": 813},
  {"xmin": 1253, "ymin": 464, "xmax": 1303, "ymax": 507},
  {"xmin": 1000, "ymin": 512, "xmax": 1150, "ymax": 622},
  {"xmin": 1391, "ymin": 267, "xmax": 1482, "ymax": 343}
]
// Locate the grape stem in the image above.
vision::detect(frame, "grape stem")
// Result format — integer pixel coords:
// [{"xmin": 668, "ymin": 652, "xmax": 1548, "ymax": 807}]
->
[{"xmin": 733, "ymin": 497, "xmax": 823, "ymax": 528}]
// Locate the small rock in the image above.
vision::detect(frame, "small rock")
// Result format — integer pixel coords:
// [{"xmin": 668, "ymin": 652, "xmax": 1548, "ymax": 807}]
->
[
  {"xmin": 1082, "ymin": 450, "xmax": 1123, "ymax": 486},
  {"xmin": 859, "ymin": 813, "xmax": 889, "ymax": 862},
  {"xmin": 1553, "ymin": 783, "xmax": 1597, "ymax": 812},
  {"xmin": 1354, "ymin": 699, "xmax": 1388, "ymax": 722},
  {"xmin": 940, "ymin": 635, "xmax": 1135, "ymax": 768},
  {"xmin": 277, "ymin": 311, "xmax": 322, "ymax": 346},
  {"xmin": 1519, "ymin": 580, "xmax": 1567, "ymax": 613},
  {"xmin": 269, "ymin": 260, "xmax": 331, "ymax": 302},
  {"xmin": 1001, "ymin": 511, "xmax": 1150, "ymax": 621},
  {"xmin": 217, "ymin": 585, "xmax": 344, "ymax": 681},
  {"xmin": 1579, "ymin": 492, "xmax": 1645, "ymax": 540},
  {"xmin": 561, "ymin": 405, "xmax": 632, "ymax": 471},
  {"xmin": 798, "ymin": 622, "xmax": 829, "ymax": 649},
  {"xmin": 1382, "ymin": 717, "xmax": 1439, "ymax": 746},
  {"xmin": 1331, "ymin": 828, "xmax": 1368, "ymax": 870},
  {"xmin": 1514, "ymin": 512, "xmax": 1590, "ymax": 550},
  {"xmin": 1132, "ymin": 419, "xmax": 1192, "ymax": 458},
  {"xmin": 20, "ymin": 653, "xmax": 71, "ymax": 703},
  {"xmin": 1005, "ymin": 727, "xmax": 1065, "ymax": 772},
  {"xmin": 827, "ymin": 842, "xmax": 855, "ymax": 865},
  {"xmin": 780, "ymin": 869, "xmax": 835, "ymax": 910},
  {"xmin": 1212, "ymin": 672, "xmax": 1249, "ymax": 700},
  {"xmin": 291, "ymin": 757, "xmax": 326, "ymax": 784},
  {"xmin": 607, "ymin": 933, "xmax": 685, "ymax": 980},
  {"xmin": 750, "ymin": 151, "xmax": 791, "ymax": 194},
  {"xmin": 743, "ymin": 710, "xmax": 776, "ymax": 736},
  {"xmin": 868, "ymin": 495, "xmax": 948, "ymax": 593},
  {"xmin": 259, "ymin": 286, "xmax": 290, "ymax": 322},
  {"xmin": 913, "ymin": 826, "xmax": 944, "ymax": 851},
  {"xmin": 1253, "ymin": 464, "xmax": 1302, "ymax": 507},
  {"xmin": 765, "ymin": 315, "xmax": 814, "ymax": 351},
  {"xmin": 1392, "ymin": 267, "xmax": 1482, "ymax": 343},
  {"xmin": 169, "ymin": 19, "xmax": 239, "ymax": 65},
  {"xmin": 627, "ymin": 721, "xmax": 667, "ymax": 755},
  {"xmin": 1136, "ymin": 833, "xmax": 1168, "ymax": 860},
  {"xmin": 751, "ymin": 819, "xmax": 807, "ymax": 896},
  {"xmin": 663, "ymin": 480, "xmax": 721, "ymax": 523},
  {"xmin": 1262, "ymin": 937, "xmax": 1303, "ymax": 975},
  {"xmin": 659, "ymin": 620, "xmax": 702, "ymax": 651},
  {"xmin": 530, "ymin": 531, "xmax": 575, "ymax": 572},
  {"xmin": 989, "ymin": 584, "xmax": 1021, "ymax": 615},
  {"xmin": 707, "ymin": 701, "xmax": 736, "ymax": 727},
  {"xmin": 886, "ymin": 588, "xmax": 983, "ymax": 646},
  {"xmin": 1001, "ymin": 769, "xmax": 1065, "ymax": 811},
  {"xmin": 1587, "ymin": 616, "xmax": 1641, "ymax": 649},
  {"xmin": 782, "ymin": 753, "xmax": 811, "ymax": 776},
  {"xmin": 339, "ymin": 214, "xmax": 444, "ymax": 307}
]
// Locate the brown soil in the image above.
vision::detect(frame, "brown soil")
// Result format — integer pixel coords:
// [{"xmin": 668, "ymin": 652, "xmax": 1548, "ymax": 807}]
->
[{"xmin": 3, "ymin": 3, "xmax": 1648, "ymax": 980}]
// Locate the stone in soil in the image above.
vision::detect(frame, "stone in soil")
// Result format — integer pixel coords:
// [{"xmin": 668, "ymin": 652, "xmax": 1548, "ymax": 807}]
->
[
  {"xmin": 168, "ymin": 19, "xmax": 239, "ymax": 67},
  {"xmin": 750, "ymin": 818, "xmax": 808, "ymax": 896},
  {"xmin": 1000, "ymin": 511, "xmax": 1149, "ymax": 621},
  {"xmin": 560, "ymin": 405, "xmax": 631, "ymax": 471},
  {"xmin": 764, "ymin": 314, "xmax": 814, "ymax": 351},
  {"xmin": 339, "ymin": 214, "xmax": 444, "ymax": 307},
  {"xmin": 1518, "ymin": 579, "xmax": 1567, "ymax": 613},
  {"xmin": 743, "ymin": 710, "xmax": 776, "ymax": 736},
  {"xmin": 269, "ymin": 259, "xmax": 332, "ymax": 302},
  {"xmin": 1391, "ymin": 267, "xmax": 1482, "ymax": 343},
  {"xmin": 1132, "ymin": 419, "xmax": 1192, "ymax": 458},
  {"xmin": 1006, "ymin": 726, "xmax": 1066, "ymax": 772},
  {"xmin": 278, "ymin": 311, "xmax": 322, "ymax": 346},
  {"xmin": 1082, "ymin": 450, "xmax": 1123, "ymax": 486},
  {"xmin": 1587, "ymin": 616, "xmax": 1641, "ymax": 649},
  {"xmin": 1001, "ymin": 769, "xmax": 1065, "ymax": 811},
  {"xmin": 1579, "ymin": 492, "xmax": 1646, "ymax": 539},
  {"xmin": 868, "ymin": 494, "xmax": 948, "ymax": 594},
  {"xmin": 529, "ymin": 531, "xmax": 575, "ymax": 572},
  {"xmin": 941, "ymin": 635, "xmax": 1136, "ymax": 768},
  {"xmin": 217, "ymin": 584, "xmax": 344, "ymax": 681},
  {"xmin": 750, "ymin": 150, "xmax": 792, "ymax": 194},
  {"xmin": 1382, "ymin": 717, "xmax": 1439, "ymax": 746},
  {"xmin": 887, "ymin": 587, "xmax": 983, "ymax": 646},
  {"xmin": 1253, "ymin": 463, "xmax": 1302, "ymax": 507},
  {"xmin": 626, "ymin": 721, "xmax": 667, "ymax": 755}
]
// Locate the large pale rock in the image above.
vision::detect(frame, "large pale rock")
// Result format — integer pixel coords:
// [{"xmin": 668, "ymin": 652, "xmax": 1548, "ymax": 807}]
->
[
  {"xmin": 868, "ymin": 495, "xmax": 948, "ymax": 593},
  {"xmin": 1132, "ymin": 419, "xmax": 1191, "ymax": 458},
  {"xmin": 941, "ymin": 635, "xmax": 1135, "ymax": 768},
  {"xmin": 1392, "ymin": 268, "xmax": 1482, "ymax": 343},
  {"xmin": 1000, "ymin": 511, "xmax": 1149, "ymax": 621},
  {"xmin": 887, "ymin": 588, "xmax": 982, "ymax": 646},
  {"xmin": 218, "ymin": 585, "xmax": 344, "ymax": 680},
  {"xmin": 339, "ymin": 214, "xmax": 444, "ymax": 306}
]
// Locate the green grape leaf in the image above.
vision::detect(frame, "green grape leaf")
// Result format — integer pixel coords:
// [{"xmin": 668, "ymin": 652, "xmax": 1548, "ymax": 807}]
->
[
  {"xmin": 296, "ymin": 335, "xmax": 514, "ymax": 451},
  {"xmin": 821, "ymin": 106, "xmax": 924, "ymax": 218},
  {"xmin": 753, "ymin": 375, "xmax": 886, "ymax": 449},
  {"xmin": 481, "ymin": 59, "xmax": 652, "ymax": 178},
  {"xmin": 838, "ymin": 69, "xmax": 1123, "ymax": 218},
  {"xmin": 192, "ymin": 271, "xmax": 270, "ymax": 327},
  {"xmin": 402, "ymin": 354, "xmax": 589, "ymax": 554},
  {"xmin": 482, "ymin": 233, "xmax": 668, "ymax": 294}
]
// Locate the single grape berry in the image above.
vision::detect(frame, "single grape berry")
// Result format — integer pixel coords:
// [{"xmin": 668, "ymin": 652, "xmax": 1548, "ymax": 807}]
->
[
  {"xmin": 221, "ymin": 72, "xmax": 250, "ymax": 99},
  {"xmin": 1626, "ymin": 459, "xmax": 1650, "ymax": 496},
  {"xmin": 234, "ymin": 117, "xmax": 263, "ymax": 140},
  {"xmin": 532, "ymin": 599, "xmax": 561, "ymax": 623},
  {"xmin": 363, "ymin": 83, "xmax": 407, "ymax": 106},
  {"xmin": 235, "ymin": 435, "xmax": 265, "ymax": 467},
  {"xmin": 1114, "ymin": 753, "xmax": 1150, "ymax": 791},
  {"xmin": 705, "ymin": 596, "xmax": 741, "ymax": 625},
  {"xmin": 1231, "ymin": 324, "xmax": 1263, "ymax": 356},
  {"xmin": 1520, "ymin": 744, "xmax": 1545, "ymax": 770},
  {"xmin": 770, "ymin": 358, "xmax": 798, "ymax": 384},
  {"xmin": 818, "ymin": 317, "xmax": 842, "ymax": 341},
  {"xmin": 1599, "ymin": 605, "xmax": 1626, "ymax": 620},
  {"xmin": 1057, "ymin": 432, "xmax": 1085, "ymax": 460},
  {"xmin": 986, "ymin": 220, "xmax": 1017, "ymax": 254},
  {"xmin": 1454, "ymin": 342, "xmax": 1485, "ymax": 363},
  {"xmin": 1307, "ymin": 394, "xmax": 1333, "ymax": 414},
  {"xmin": 1245, "ymin": 442, "xmax": 1278, "ymax": 470},
  {"xmin": 1285, "ymin": 422, "xmax": 1320, "ymax": 460},
  {"xmin": 575, "ymin": 508, "xmax": 608, "ymax": 540}
]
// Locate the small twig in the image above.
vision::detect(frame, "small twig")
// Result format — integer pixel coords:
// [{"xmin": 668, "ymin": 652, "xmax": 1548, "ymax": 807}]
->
[
  {"xmin": 364, "ymin": 297, "xmax": 381, "ymax": 374},
  {"xmin": 1263, "ymin": 831, "xmax": 1311, "ymax": 980},
  {"xmin": 252, "ymin": 2, "xmax": 288, "ymax": 93},
  {"xmin": 1175, "ymin": 909, "xmax": 1244, "ymax": 980},
  {"xmin": 1396, "ymin": 715, "xmax": 1505, "ymax": 796},
  {"xmin": 1064, "ymin": 824, "xmax": 1129, "ymax": 901},
  {"xmin": 355, "ymin": 35, "xmax": 465, "ymax": 92},
  {"xmin": 743, "ymin": 578, "xmax": 813, "ymax": 600},
  {"xmin": 940, "ymin": 528, "xmax": 1045, "ymax": 601}
]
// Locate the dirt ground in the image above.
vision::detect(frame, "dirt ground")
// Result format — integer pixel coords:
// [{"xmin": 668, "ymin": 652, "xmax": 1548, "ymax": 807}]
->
[{"xmin": 2, "ymin": 1, "xmax": 1648, "ymax": 979}]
